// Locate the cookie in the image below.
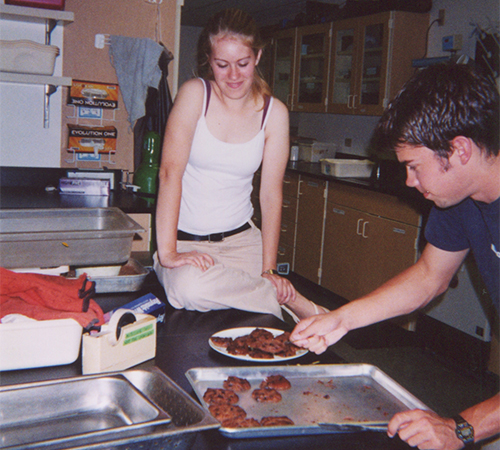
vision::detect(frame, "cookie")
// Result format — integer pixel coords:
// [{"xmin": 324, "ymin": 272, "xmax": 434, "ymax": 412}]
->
[{"xmin": 203, "ymin": 388, "xmax": 239, "ymax": 405}]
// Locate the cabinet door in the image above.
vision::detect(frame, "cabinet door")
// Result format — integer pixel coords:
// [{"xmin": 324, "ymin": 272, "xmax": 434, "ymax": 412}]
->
[
  {"xmin": 353, "ymin": 13, "xmax": 391, "ymax": 115},
  {"xmin": 322, "ymin": 202, "xmax": 420, "ymax": 300},
  {"xmin": 360, "ymin": 214, "xmax": 420, "ymax": 294},
  {"xmin": 329, "ymin": 17, "xmax": 358, "ymax": 115},
  {"xmin": 322, "ymin": 204, "xmax": 366, "ymax": 299},
  {"xmin": 294, "ymin": 176, "xmax": 327, "ymax": 284},
  {"xmin": 294, "ymin": 23, "xmax": 332, "ymax": 113},
  {"xmin": 271, "ymin": 28, "xmax": 296, "ymax": 109}
]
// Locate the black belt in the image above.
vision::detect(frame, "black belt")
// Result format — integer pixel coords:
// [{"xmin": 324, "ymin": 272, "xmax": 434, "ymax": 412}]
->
[{"xmin": 177, "ymin": 222, "xmax": 251, "ymax": 242}]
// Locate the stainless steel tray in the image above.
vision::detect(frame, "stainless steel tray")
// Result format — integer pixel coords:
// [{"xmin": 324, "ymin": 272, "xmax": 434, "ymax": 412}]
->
[
  {"xmin": 0, "ymin": 207, "xmax": 144, "ymax": 269},
  {"xmin": 186, "ymin": 364, "xmax": 431, "ymax": 439},
  {"xmin": 72, "ymin": 258, "xmax": 150, "ymax": 293},
  {"xmin": 0, "ymin": 367, "xmax": 219, "ymax": 450}
]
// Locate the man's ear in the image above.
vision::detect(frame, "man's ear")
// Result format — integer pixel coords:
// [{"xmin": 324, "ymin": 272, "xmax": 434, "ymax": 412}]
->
[{"xmin": 450, "ymin": 136, "xmax": 473, "ymax": 165}]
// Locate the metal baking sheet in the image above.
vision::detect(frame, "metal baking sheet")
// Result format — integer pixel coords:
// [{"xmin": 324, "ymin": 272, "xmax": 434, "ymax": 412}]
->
[
  {"xmin": 0, "ymin": 367, "xmax": 219, "ymax": 450},
  {"xmin": 185, "ymin": 364, "xmax": 432, "ymax": 439}
]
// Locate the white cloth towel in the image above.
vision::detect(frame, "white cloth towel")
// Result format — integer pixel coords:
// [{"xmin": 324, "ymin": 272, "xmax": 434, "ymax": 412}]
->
[{"xmin": 109, "ymin": 36, "xmax": 164, "ymax": 126}]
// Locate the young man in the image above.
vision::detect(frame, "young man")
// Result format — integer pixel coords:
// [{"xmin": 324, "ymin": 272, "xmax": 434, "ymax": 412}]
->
[{"xmin": 291, "ymin": 64, "xmax": 500, "ymax": 450}]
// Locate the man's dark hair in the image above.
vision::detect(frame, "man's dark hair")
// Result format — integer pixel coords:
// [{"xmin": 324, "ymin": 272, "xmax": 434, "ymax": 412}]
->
[{"xmin": 372, "ymin": 63, "xmax": 499, "ymax": 158}]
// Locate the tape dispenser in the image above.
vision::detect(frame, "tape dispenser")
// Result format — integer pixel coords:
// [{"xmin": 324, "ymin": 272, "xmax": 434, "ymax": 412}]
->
[{"xmin": 82, "ymin": 308, "xmax": 156, "ymax": 374}]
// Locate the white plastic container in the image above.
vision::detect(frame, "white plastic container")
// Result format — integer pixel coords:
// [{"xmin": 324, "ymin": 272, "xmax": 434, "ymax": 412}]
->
[
  {"xmin": 321, "ymin": 158, "xmax": 375, "ymax": 178},
  {"xmin": 0, "ymin": 39, "xmax": 60, "ymax": 75},
  {"xmin": 298, "ymin": 142, "xmax": 337, "ymax": 162},
  {"xmin": 0, "ymin": 318, "xmax": 82, "ymax": 370}
]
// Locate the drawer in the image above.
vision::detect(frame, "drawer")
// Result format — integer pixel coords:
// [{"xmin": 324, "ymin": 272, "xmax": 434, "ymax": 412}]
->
[
  {"xmin": 327, "ymin": 182, "xmax": 421, "ymax": 226},
  {"xmin": 281, "ymin": 194, "xmax": 298, "ymax": 223},
  {"xmin": 283, "ymin": 172, "xmax": 299, "ymax": 197},
  {"xmin": 279, "ymin": 218, "xmax": 296, "ymax": 247},
  {"xmin": 277, "ymin": 243, "xmax": 294, "ymax": 266}
]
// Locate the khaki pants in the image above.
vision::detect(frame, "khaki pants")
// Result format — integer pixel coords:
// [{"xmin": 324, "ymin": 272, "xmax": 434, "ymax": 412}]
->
[{"xmin": 153, "ymin": 222, "xmax": 283, "ymax": 320}]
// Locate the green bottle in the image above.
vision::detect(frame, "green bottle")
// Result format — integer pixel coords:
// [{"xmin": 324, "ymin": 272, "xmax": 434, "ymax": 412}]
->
[{"xmin": 133, "ymin": 130, "xmax": 161, "ymax": 198}]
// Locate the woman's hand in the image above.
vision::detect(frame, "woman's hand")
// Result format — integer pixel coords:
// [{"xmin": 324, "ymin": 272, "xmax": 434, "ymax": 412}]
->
[
  {"xmin": 159, "ymin": 250, "xmax": 214, "ymax": 271},
  {"xmin": 261, "ymin": 272, "xmax": 296, "ymax": 305},
  {"xmin": 388, "ymin": 410, "xmax": 463, "ymax": 450}
]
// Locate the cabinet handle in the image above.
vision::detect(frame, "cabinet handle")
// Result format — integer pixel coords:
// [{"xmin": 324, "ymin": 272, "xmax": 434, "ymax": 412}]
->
[
  {"xmin": 352, "ymin": 94, "xmax": 358, "ymax": 109},
  {"xmin": 362, "ymin": 220, "xmax": 369, "ymax": 238},
  {"xmin": 347, "ymin": 94, "xmax": 354, "ymax": 109},
  {"xmin": 278, "ymin": 246, "xmax": 286, "ymax": 256},
  {"xmin": 307, "ymin": 181, "xmax": 319, "ymax": 188},
  {"xmin": 356, "ymin": 218, "xmax": 363, "ymax": 235},
  {"xmin": 282, "ymin": 199, "xmax": 291, "ymax": 208}
]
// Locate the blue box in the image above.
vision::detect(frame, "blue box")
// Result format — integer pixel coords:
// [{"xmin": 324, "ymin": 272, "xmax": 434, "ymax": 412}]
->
[{"xmin": 104, "ymin": 293, "xmax": 166, "ymax": 324}]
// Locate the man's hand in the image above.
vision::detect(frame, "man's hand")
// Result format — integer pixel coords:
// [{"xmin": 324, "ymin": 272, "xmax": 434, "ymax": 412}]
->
[{"xmin": 388, "ymin": 409, "xmax": 464, "ymax": 450}]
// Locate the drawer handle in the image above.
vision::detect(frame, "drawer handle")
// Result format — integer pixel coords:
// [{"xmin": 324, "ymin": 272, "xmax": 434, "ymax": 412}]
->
[
  {"xmin": 362, "ymin": 220, "xmax": 369, "ymax": 238},
  {"xmin": 393, "ymin": 227, "xmax": 406, "ymax": 235},
  {"xmin": 282, "ymin": 200, "xmax": 291, "ymax": 208},
  {"xmin": 332, "ymin": 208, "xmax": 345, "ymax": 215},
  {"xmin": 356, "ymin": 218, "xmax": 363, "ymax": 235},
  {"xmin": 307, "ymin": 181, "xmax": 319, "ymax": 188},
  {"xmin": 278, "ymin": 246, "xmax": 286, "ymax": 256}
]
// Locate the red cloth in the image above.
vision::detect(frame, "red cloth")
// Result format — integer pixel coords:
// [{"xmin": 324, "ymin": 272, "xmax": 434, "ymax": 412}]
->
[{"xmin": 0, "ymin": 267, "xmax": 104, "ymax": 328}]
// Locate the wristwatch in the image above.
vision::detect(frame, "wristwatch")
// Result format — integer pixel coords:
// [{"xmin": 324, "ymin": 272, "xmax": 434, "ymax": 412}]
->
[
  {"xmin": 453, "ymin": 415, "xmax": 474, "ymax": 447},
  {"xmin": 261, "ymin": 269, "xmax": 278, "ymax": 276}
]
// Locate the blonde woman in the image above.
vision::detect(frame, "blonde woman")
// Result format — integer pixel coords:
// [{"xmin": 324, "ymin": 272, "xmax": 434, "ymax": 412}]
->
[{"xmin": 153, "ymin": 9, "xmax": 326, "ymax": 320}]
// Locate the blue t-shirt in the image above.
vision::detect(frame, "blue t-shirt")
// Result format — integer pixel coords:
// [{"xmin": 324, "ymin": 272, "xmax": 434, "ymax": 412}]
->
[{"xmin": 424, "ymin": 197, "xmax": 499, "ymax": 312}]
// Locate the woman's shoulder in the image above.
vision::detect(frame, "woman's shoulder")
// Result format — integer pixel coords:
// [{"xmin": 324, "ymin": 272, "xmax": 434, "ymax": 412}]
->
[{"xmin": 178, "ymin": 77, "xmax": 206, "ymax": 98}]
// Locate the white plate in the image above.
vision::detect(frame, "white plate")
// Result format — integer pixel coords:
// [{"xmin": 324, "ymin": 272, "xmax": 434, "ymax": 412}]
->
[{"xmin": 208, "ymin": 327, "xmax": 307, "ymax": 362}]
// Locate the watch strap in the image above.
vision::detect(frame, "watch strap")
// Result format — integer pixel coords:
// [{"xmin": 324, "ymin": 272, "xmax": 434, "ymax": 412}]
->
[
  {"xmin": 261, "ymin": 269, "xmax": 278, "ymax": 276},
  {"xmin": 453, "ymin": 415, "xmax": 474, "ymax": 446}
]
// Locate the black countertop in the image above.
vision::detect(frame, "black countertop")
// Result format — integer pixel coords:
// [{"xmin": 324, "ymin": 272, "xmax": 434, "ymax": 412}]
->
[
  {"xmin": 0, "ymin": 271, "xmax": 412, "ymax": 450},
  {"xmin": 0, "ymin": 164, "xmax": 430, "ymax": 216}
]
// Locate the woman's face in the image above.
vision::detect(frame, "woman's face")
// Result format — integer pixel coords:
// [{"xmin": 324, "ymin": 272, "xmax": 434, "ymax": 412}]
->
[{"xmin": 209, "ymin": 34, "xmax": 261, "ymax": 100}]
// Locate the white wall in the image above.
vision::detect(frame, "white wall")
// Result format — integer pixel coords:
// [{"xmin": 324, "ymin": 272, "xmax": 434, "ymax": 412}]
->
[{"xmin": 0, "ymin": 17, "xmax": 64, "ymax": 167}]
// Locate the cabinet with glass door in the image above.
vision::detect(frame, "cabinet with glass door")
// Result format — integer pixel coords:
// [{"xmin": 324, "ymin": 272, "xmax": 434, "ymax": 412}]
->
[
  {"xmin": 293, "ymin": 22, "xmax": 332, "ymax": 112},
  {"xmin": 329, "ymin": 11, "xmax": 428, "ymax": 115}
]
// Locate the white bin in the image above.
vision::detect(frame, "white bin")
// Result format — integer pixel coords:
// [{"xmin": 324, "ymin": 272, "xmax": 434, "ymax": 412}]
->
[{"xmin": 0, "ymin": 40, "xmax": 59, "ymax": 75}]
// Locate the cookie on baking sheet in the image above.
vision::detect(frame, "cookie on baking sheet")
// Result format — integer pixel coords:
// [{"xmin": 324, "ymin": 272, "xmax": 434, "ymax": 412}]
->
[
  {"xmin": 221, "ymin": 417, "xmax": 261, "ymax": 428},
  {"xmin": 260, "ymin": 374, "xmax": 291, "ymax": 390},
  {"xmin": 209, "ymin": 404, "xmax": 247, "ymax": 423},
  {"xmin": 203, "ymin": 388, "xmax": 239, "ymax": 405},
  {"xmin": 251, "ymin": 388, "xmax": 282, "ymax": 403},
  {"xmin": 260, "ymin": 416, "xmax": 295, "ymax": 426},
  {"xmin": 223, "ymin": 375, "xmax": 251, "ymax": 392}
]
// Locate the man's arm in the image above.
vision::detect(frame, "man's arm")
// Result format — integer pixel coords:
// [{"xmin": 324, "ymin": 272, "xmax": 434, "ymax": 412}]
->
[{"xmin": 291, "ymin": 244, "xmax": 469, "ymax": 353}]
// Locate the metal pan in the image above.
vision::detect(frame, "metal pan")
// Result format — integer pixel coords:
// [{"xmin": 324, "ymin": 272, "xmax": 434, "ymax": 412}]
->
[{"xmin": 186, "ymin": 363, "xmax": 432, "ymax": 439}]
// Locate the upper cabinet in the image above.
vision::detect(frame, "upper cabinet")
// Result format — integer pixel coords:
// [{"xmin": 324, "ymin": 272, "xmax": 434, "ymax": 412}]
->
[
  {"xmin": 266, "ymin": 10, "xmax": 429, "ymax": 115},
  {"xmin": 329, "ymin": 11, "xmax": 428, "ymax": 115},
  {"xmin": 293, "ymin": 23, "xmax": 332, "ymax": 113}
]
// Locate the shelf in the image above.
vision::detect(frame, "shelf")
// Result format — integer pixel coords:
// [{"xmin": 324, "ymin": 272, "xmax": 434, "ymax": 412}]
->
[
  {"xmin": 0, "ymin": 71, "xmax": 72, "ymax": 86},
  {"xmin": 0, "ymin": 4, "xmax": 74, "ymax": 23}
]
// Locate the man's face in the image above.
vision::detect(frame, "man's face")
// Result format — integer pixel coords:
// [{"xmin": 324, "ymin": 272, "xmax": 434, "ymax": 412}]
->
[{"xmin": 395, "ymin": 144, "xmax": 470, "ymax": 208}]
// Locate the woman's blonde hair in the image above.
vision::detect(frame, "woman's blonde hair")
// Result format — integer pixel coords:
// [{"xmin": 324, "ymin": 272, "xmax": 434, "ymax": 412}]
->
[{"xmin": 196, "ymin": 8, "xmax": 271, "ymax": 101}]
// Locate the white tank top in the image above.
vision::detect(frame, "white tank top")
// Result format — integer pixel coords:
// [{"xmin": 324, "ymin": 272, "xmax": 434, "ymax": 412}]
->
[{"xmin": 178, "ymin": 79, "xmax": 273, "ymax": 235}]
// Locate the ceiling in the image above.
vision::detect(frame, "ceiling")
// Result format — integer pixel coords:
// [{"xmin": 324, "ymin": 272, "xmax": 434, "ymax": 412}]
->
[{"xmin": 180, "ymin": 0, "xmax": 341, "ymax": 28}]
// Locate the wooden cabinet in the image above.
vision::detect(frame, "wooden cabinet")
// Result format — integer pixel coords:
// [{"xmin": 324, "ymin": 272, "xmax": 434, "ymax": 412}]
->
[
  {"xmin": 277, "ymin": 172, "xmax": 299, "ymax": 268},
  {"xmin": 267, "ymin": 10, "xmax": 428, "ymax": 116},
  {"xmin": 321, "ymin": 182, "xmax": 421, "ymax": 300},
  {"xmin": 270, "ymin": 23, "xmax": 332, "ymax": 112},
  {"xmin": 271, "ymin": 28, "xmax": 296, "ymax": 110},
  {"xmin": 294, "ymin": 175, "xmax": 327, "ymax": 284},
  {"xmin": 329, "ymin": 11, "xmax": 428, "ymax": 115}
]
